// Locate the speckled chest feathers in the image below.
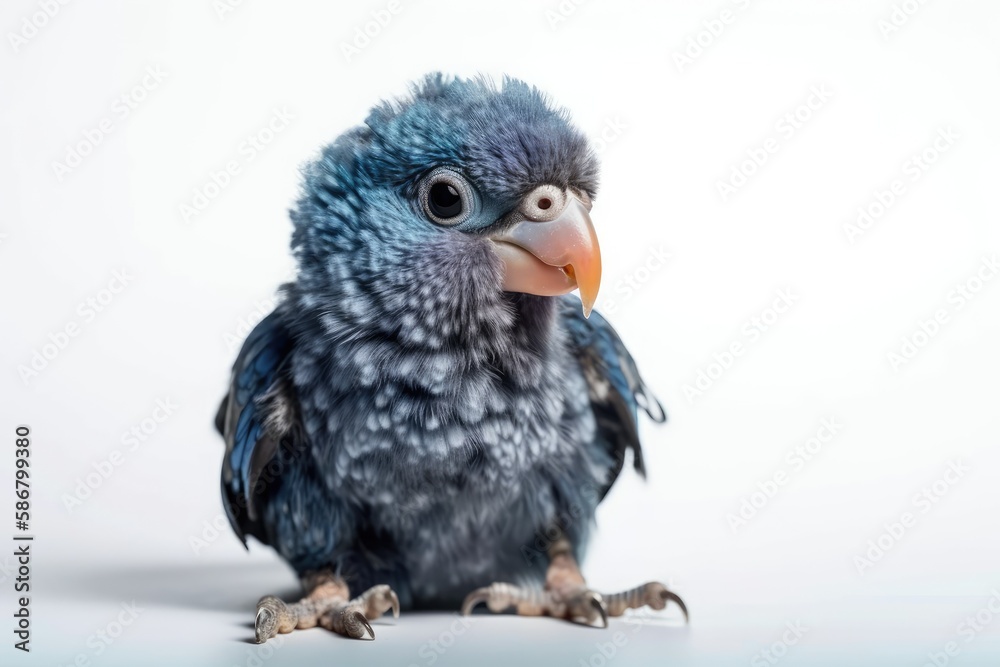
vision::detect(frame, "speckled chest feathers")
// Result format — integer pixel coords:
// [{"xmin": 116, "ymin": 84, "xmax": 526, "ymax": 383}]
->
[{"xmin": 278, "ymin": 272, "xmax": 606, "ymax": 602}]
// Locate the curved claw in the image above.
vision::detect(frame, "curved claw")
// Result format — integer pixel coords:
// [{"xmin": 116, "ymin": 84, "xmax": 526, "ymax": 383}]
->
[
  {"xmin": 353, "ymin": 611, "xmax": 375, "ymax": 640},
  {"xmin": 624, "ymin": 582, "xmax": 689, "ymax": 623},
  {"xmin": 566, "ymin": 590, "xmax": 608, "ymax": 628},
  {"xmin": 662, "ymin": 589, "xmax": 689, "ymax": 623},
  {"xmin": 388, "ymin": 589, "xmax": 401, "ymax": 619},
  {"xmin": 589, "ymin": 594, "xmax": 609, "ymax": 629},
  {"xmin": 461, "ymin": 587, "xmax": 490, "ymax": 616}
]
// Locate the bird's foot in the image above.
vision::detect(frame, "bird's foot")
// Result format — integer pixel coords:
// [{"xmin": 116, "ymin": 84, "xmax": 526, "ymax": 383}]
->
[
  {"xmin": 461, "ymin": 580, "xmax": 687, "ymax": 627},
  {"xmin": 255, "ymin": 579, "xmax": 399, "ymax": 643}
]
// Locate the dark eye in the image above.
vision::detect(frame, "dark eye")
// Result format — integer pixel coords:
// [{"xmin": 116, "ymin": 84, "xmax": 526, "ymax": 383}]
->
[
  {"xmin": 429, "ymin": 182, "xmax": 462, "ymax": 218},
  {"xmin": 419, "ymin": 168, "xmax": 476, "ymax": 226}
]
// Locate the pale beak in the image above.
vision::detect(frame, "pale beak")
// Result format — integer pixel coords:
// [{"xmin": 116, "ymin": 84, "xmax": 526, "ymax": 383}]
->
[{"xmin": 490, "ymin": 186, "xmax": 602, "ymax": 317}]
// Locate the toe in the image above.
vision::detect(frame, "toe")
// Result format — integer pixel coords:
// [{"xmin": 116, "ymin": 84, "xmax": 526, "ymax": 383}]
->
[
  {"xmin": 254, "ymin": 607, "xmax": 276, "ymax": 644},
  {"xmin": 255, "ymin": 596, "xmax": 289, "ymax": 643},
  {"xmin": 602, "ymin": 581, "xmax": 689, "ymax": 622},
  {"xmin": 644, "ymin": 582, "xmax": 670, "ymax": 610},
  {"xmin": 319, "ymin": 606, "xmax": 376, "ymax": 640}
]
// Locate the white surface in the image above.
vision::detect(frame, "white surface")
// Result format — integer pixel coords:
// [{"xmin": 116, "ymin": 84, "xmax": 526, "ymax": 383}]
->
[{"xmin": 2, "ymin": 1, "xmax": 999, "ymax": 665}]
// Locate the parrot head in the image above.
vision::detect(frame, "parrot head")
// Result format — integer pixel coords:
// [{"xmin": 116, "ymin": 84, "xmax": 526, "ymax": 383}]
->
[{"xmin": 290, "ymin": 74, "xmax": 602, "ymax": 346}]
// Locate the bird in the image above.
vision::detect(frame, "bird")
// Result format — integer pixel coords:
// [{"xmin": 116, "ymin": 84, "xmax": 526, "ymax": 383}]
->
[{"xmin": 215, "ymin": 73, "xmax": 686, "ymax": 642}]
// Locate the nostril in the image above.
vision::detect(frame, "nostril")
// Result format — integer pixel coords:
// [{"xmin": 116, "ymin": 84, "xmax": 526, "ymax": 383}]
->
[{"xmin": 537, "ymin": 197, "xmax": 552, "ymax": 210}]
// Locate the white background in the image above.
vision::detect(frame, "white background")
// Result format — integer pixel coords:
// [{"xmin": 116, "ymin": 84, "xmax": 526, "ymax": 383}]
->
[{"xmin": 2, "ymin": 1, "xmax": 999, "ymax": 665}]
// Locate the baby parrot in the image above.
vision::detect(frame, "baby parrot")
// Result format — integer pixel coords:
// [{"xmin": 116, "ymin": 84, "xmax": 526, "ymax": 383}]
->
[{"xmin": 215, "ymin": 74, "xmax": 685, "ymax": 642}]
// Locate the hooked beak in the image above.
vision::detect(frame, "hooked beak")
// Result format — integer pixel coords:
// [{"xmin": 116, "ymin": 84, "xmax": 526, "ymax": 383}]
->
[{"xmin": 490, "ymin": 186, "xmax": 602, "ymax": 317}]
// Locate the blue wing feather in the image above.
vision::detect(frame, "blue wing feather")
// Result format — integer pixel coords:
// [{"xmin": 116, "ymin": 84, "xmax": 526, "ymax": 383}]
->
[
  {"xmin": 559, "ymin": 296, "xmax": 665, "ymax": 498},
  {"xmin": 216, "ymin": 311, "xmax": 294, "ymax": 545}
]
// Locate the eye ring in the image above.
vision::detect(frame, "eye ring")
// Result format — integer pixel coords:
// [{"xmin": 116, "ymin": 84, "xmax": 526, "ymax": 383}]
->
[{"xmin": 419, "ymin": 168, "xmax": 477, "ymax": 226}]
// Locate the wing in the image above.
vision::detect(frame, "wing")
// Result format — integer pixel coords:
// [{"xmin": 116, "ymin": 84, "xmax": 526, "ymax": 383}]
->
[
  {"xmin": 559, "ymin": 296, "xmax": 666, "ymax": 499},
  {"xmin": 215, "ymin": 310, "xmax": 300, "ymax": 546}
]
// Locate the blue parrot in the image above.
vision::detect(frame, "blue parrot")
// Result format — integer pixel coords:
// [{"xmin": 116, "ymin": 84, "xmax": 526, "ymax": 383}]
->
[{"xmin": 215, "ymin": 74, "xmax": 686, "ymax": 642}]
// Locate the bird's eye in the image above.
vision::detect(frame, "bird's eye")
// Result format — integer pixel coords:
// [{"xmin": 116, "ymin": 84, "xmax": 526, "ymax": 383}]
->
[{"xmin": 419, "ymin": 168, "xmax": 476, "ymax": 226}]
